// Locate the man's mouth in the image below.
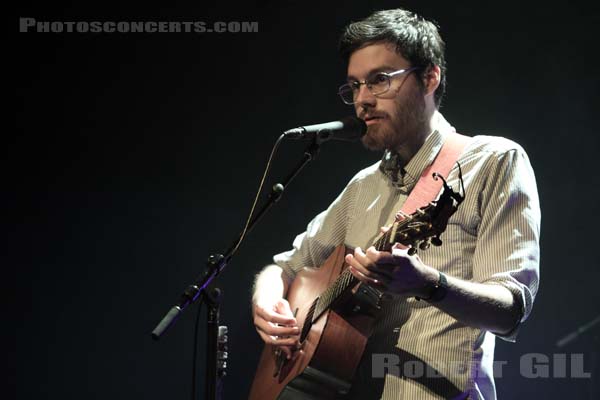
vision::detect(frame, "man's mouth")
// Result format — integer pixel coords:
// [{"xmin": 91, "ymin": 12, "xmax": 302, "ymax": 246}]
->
[{"xmin": 363, "ymin": 115, "xmax": 385, "ymax": 126}]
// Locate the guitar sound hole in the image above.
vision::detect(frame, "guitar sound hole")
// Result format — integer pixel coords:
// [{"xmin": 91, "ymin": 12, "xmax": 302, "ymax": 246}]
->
[{"xmin": 300, "ymin": 299, "xmax": 317, "ymax": 342}]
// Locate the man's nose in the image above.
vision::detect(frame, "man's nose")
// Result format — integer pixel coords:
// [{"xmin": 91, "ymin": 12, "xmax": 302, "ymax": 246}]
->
[{"xmin": 355, "ymin": 84, "xmax": 376, "ymax": 108}]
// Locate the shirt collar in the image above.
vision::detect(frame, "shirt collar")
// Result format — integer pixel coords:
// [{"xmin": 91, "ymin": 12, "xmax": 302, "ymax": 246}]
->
[{"xmin": 379, "ymin": 112, "xmax": 456, "ymax": 191}]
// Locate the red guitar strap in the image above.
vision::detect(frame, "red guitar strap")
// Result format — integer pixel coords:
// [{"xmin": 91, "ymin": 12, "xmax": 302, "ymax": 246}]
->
[{"xmin": 400, "ymin": 129, "xmax": 471, "ymax": 215}]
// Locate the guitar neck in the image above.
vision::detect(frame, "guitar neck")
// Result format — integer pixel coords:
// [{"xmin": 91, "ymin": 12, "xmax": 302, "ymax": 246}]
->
[{"xmin": 311, "ymin": 224, "xmax": 396, "ymax": 320}]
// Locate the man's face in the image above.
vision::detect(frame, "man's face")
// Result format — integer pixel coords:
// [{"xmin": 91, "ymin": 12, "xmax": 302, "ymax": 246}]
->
[{"xmin": 347, "ymin": 42, "xmax": 427, "ymax": 152}]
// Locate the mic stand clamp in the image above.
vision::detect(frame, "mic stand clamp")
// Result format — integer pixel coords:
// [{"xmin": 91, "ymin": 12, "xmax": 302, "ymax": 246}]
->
[{"xmin": 204, "ymin": 287, "xmax": 223, "ymax": 400}]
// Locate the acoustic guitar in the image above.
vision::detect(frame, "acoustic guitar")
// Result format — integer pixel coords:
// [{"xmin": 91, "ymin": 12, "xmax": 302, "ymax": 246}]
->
[{"xmin": 249, "ymin": 174, "xmax": 463, "ymax": 400}]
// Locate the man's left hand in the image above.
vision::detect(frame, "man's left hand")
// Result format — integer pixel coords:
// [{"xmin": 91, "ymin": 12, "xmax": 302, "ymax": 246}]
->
[{"xmin": 345, "ymin": 245, "xmax": 438, "ymax": 297}]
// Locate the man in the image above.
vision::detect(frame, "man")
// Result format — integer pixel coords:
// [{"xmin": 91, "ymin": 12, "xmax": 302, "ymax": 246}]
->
[{"xmin": 252, "ymin": 8, "xmax": 540, "ymax": 399}]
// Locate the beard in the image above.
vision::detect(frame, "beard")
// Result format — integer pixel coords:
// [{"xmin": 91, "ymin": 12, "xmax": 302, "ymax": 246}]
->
[{"xmin": 361, "ymin": 84, "xmax": 428, "ymax": 154}]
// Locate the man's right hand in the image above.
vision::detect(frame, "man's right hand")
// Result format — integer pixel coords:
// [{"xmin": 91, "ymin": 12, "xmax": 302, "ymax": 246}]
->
[{"xmin": 252, "ymin": 298, "xmax": 300, "ymax": 359}]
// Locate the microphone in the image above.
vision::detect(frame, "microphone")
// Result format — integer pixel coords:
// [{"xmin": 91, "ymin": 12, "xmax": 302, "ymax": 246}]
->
[{"xmin": 284, "ymin": 116, "xmax": 367, "ymax": 143}]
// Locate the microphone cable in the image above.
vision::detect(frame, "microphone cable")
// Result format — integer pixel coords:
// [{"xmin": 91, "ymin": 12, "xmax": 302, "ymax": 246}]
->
[{"xmin": 190, "ymin": 132, "xmax": 287, "ymax": 400}]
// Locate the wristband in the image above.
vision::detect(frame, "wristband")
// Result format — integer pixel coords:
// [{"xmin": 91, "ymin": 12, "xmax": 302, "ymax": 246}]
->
[{"xmin": 415, "ymin": 271, "xmax": 448, "ymax": 302}]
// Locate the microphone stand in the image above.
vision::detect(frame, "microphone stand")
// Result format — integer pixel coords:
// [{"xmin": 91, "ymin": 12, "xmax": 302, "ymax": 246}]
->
[
  {"xmin": 555, "ymin": 314, "xmax": 600, "ymax": 348},
  {"xmin": 555, "ymin": 314, "xmax": 600, "ymax": 400},
  {"xmin": 151, "ymin": 137, "xmax": 322, "ymax": 399}
]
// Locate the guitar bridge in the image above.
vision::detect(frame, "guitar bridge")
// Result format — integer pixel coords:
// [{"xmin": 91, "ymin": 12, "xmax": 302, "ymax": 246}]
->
[{"xmin": 273, "ymin": 307, "xmax": 301, "ymax": 378}]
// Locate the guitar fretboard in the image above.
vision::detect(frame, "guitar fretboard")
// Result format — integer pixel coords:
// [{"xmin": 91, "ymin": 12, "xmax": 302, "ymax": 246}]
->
[{"xmin": 311, "ymin": 221, "xmax": 398, "ymax": 321}]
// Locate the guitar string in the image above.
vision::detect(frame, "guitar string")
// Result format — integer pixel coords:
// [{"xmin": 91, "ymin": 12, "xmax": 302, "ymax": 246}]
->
[
  {"xmin": 312, "ymin": 206, "xmax": 429, "ymax": 322},
  {"xmin": 313, "ymin": 218, "xmax": 401, "ymax": 319}
]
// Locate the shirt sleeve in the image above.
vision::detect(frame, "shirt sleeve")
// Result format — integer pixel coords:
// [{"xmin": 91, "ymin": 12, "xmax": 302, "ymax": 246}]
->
[
  {"xmin": 273, "ymin": 177, "xmax": 358, "ymax": 281},
  {"xmin": 471, "ymin": 145, "xmax": 541, "ymax": 342}
]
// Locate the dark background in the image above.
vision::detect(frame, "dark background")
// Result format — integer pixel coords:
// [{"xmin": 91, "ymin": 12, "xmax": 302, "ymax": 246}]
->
[{"xmin": 12, "ymin": 0, "xmax": 600, "ymax": 399}]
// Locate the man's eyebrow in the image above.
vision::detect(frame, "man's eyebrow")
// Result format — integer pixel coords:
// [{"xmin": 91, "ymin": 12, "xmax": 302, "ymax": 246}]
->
[{"xmin": 346, "ymin": 65, "xmax": 399, "ymax": 81}]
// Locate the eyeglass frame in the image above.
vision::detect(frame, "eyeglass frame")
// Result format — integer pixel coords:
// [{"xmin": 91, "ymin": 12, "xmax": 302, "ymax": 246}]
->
[{"xmin": 337, "ymin": 67, "xmax": 421, "ymax": 105}]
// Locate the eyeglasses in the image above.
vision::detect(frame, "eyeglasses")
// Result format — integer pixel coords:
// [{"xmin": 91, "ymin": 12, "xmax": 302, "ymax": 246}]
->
[{"xmin": 337, "ymin": 67, "xmax": 419, "ymax": 105}]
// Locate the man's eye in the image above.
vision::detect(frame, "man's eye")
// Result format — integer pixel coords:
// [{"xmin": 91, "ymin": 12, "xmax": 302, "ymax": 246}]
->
[
  {"xmin": 370, "ymin": 74, "xmax": 388, "ymax": 84},
  {"xmin": 350, "ymin": 82, "xmax": 361, "ymax": 91}
]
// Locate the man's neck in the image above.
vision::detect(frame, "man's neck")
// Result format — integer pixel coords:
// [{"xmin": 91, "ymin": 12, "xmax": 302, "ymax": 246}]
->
[{"xmin": 394, "ymin": 110, "xmax": 438, "ymax": 167}]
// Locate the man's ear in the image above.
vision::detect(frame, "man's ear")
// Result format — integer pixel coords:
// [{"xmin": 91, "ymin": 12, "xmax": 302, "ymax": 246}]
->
[{"xmin": 422, "ymin": 65, "xmax": 441, "ymax": 96}]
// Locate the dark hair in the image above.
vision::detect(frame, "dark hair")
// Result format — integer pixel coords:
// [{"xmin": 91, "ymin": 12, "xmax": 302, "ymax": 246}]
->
[{"xmin": 340, "ymin": 9, "xmax": 446, "ymax": 107}]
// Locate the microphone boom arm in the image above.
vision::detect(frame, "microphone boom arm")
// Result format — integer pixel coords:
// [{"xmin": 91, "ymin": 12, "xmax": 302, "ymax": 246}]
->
[{"xmin": 151, "ymin": 137, "xmax": 321, "ymax": 340}]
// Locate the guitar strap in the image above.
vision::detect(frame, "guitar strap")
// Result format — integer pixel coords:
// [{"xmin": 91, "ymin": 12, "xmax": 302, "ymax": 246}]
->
[{"xmin": 400, "ymin": 126, "xmax": 471, "ymax": 215}]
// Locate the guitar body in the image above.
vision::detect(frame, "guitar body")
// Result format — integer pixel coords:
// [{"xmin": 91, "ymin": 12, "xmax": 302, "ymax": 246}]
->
[
  {"xmin": 249, "ymin": 182, "xmax": 464, "ymax": 399},
  {"xmin": 248, "ymin": 245, "xmax": 376, "ymax": 400}
]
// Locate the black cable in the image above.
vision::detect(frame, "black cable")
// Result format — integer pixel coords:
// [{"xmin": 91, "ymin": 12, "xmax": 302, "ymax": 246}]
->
[
  {"xmin": 228, "ymin": 134, "xmax": 285, "ymax": 258},
  {"xmin": 189, "ymin": 134, "xmax": 286, "ymax": 399},
  {"xmin": 191, "ymin": 300, "xmax": 203, "ymax": 400}
]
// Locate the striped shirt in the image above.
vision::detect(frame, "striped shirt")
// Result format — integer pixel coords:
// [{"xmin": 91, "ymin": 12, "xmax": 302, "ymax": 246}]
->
[{"xmin": 273, "ymin": 112, "xmax": 541, "ymax": 399}]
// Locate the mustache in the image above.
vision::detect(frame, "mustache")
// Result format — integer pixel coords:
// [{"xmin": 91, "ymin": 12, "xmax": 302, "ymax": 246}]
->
[{"xmin": 359, "ymin": 111, "xmax": 388, "ymax": 120}]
